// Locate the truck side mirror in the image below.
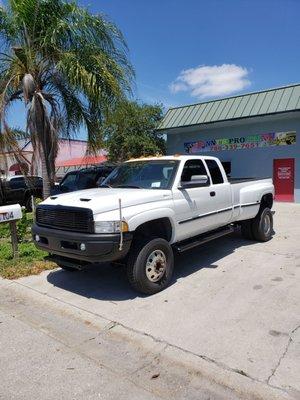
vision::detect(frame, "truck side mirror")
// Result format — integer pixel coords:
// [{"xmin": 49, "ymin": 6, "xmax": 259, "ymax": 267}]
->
[{"xmin": 180, "ymin": 175, "xmax": 209, "ymax": 189}]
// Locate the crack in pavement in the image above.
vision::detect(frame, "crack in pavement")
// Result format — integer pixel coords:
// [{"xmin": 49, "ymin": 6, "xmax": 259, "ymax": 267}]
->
[
  {"xmin": 129, "ymin": 344, "xmax": 169, "ymax": 375},
  {"xmin": 266, "ymin": 324, "xmax": 300, "ymax": 385}
]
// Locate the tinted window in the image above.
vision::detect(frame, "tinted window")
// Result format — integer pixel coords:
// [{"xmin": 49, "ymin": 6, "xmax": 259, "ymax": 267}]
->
[
  {"xmin": 60, "ymin": 172, "xmax": 78, "ymax": 191},
  {"xmin": 205, "ymin": 159, "xmax": 224, "ymax": 184},
  {"xmin": 181, "ymin": 159, "xmax": 207, "ymax": 182},
  {"xmin": 96, "ymin": 169, "xmax": 113, "ymax": 186},
  {"xmin": 11, "ymin": 177, "xmax": 24, "ymax": 182},
  {"xmin": 102, "ymin": 167, "xmax": 115, "ymax": 177},
  {"xmin": 77, "ymin": 171, "xmax": 98, "ymax": 190},
  {"xmin": 60, "ymin": 168, "xmax": 114, "ymax": 192},
  {"xmin": 9, "ymin": 177, "xmax": 25, "ymax": 189},
  {"xmin": 26, "ymin": 176, "xmax": 42, "ymax": 188}
]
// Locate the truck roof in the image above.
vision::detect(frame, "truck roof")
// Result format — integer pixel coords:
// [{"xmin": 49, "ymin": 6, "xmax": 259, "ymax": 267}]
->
[{"xmin": 126, "ymin": 155, "xmax": 218, "ymax": 162}]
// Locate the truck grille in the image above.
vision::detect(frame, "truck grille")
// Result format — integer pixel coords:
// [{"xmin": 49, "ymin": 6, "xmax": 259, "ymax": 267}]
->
[{"xmin": 36, "ymin": 205, "xmax": 94, "ymax": 233}]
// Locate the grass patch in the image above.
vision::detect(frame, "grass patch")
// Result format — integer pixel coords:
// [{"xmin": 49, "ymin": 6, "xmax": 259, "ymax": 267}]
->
[
  {"xmin": 0, "ymin": 220, "xmax": 10, "ymax": 238},
  {"xmin": 0, "ymin": 241, "xmax": 56, "ymax": 279},
  {"xmin": 0, "ymin": 211, "xmax": 57, "ymax": 279}
]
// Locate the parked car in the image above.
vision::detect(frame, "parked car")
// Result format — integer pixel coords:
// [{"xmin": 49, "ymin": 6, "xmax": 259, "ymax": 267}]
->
[
  {"xmin": 52, "ymin": 164, "xmax": 116, "ymax": 195},
  {"xmin": 33, "ymin": 155, "xmax": 274, "ymax": 294},
  {"xmin": 0, "ymin": 175, "xmax": 43, "ymax": 211}
]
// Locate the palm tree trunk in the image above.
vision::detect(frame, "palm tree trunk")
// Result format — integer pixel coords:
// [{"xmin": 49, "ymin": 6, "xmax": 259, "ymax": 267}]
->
[{"xmin": 40, "ymin": 147, "xmax": 51, "ymax": 199}]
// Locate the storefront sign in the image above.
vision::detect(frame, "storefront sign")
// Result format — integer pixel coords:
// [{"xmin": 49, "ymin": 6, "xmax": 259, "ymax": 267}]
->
[{"xmin": 184, "ymin": 131, "xmax": 296, "ymax": 154}]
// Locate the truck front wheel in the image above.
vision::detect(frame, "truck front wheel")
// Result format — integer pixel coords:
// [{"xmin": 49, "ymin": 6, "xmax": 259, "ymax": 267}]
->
[{"xmin": 127, "ymin": 237, "xmax": 174, "ymax": 295}]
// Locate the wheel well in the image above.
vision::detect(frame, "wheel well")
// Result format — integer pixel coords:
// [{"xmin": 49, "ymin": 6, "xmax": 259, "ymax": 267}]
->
[
  {"xmin": 134, "ymin": 218, "xmax": 173, "ymax": 242},
  {"xmin": 260, "ymin": 193, "xmax": 273, "ymax": 210}
]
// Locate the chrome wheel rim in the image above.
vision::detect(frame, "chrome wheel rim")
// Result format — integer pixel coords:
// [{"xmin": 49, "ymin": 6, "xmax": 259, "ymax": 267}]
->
[
  {"xmin": 145, "ymin": 249, "xmax": 167, "ymax": 282},
  {"xmin": 263, "ymin": 214, "xmax": 271, "ymax": 235}
]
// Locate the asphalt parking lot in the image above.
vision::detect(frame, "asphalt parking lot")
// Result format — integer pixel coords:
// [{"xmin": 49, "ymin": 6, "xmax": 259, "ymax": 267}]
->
[{"xmin": 0, "ymin": 202, "xmax": 299, "ymax": 399}]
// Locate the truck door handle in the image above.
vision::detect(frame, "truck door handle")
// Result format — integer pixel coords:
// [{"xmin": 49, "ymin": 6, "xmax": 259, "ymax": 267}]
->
[{"xmin": 210, "ymin": 191, "xmax": 216, "ymax": 197}]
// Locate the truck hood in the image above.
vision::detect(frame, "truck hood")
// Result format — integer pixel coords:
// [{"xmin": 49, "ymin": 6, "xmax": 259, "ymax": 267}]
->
[{"xmin": 42, "ymin": 188, "xmax": 172, "ymax": 215}]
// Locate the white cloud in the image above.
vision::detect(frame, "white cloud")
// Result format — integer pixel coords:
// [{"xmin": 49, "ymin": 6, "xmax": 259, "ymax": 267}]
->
[{"xmin": 169, "ymin": 64, "xmax": 251, "ymax": 99}]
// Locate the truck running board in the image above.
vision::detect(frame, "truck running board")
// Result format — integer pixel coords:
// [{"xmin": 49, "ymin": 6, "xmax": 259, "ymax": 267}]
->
[{"xmin": 174, "ymin": 225, "xmax": 234, "ymax": 253}]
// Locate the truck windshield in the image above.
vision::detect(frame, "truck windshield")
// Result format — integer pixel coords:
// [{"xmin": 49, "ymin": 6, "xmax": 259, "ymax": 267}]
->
[{"xmin": 102, "ymin": 160, "xmax": 179, "ymax": 190}]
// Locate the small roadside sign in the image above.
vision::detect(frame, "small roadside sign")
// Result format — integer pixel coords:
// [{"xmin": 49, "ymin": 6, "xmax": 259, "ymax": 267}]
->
[
  {"xmin": 0, "ymin": 204, "xmax": 22, "ymax": 223},
  {"xmin": 0, "ymin": 204, "xmax": 22, "ymax": 258}
]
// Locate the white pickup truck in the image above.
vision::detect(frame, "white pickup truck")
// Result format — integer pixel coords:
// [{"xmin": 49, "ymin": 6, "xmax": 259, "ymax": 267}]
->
[{"xmin": 33, "ymin": 155, "xmax": 274, "ymax": 294}]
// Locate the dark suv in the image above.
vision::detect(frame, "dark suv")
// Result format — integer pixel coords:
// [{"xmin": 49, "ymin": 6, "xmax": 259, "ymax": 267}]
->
[
  {"xmin": 53, "ymin": 164, "xmax": 116, "ymax": 194},
  {"xmin": 0, "ymin": 175, "xmax": 43, "ymax": 211}
]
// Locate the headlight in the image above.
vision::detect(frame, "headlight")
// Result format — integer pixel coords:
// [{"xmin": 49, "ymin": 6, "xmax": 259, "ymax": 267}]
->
[{"xmin": 94, "ymin": 221, "xmax": 129, "ymax": 234}]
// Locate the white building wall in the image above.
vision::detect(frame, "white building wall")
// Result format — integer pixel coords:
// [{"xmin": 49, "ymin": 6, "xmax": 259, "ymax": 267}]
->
[{"xmin": 166, "ymin": 113, "xmax": 300, "ymax": 202}]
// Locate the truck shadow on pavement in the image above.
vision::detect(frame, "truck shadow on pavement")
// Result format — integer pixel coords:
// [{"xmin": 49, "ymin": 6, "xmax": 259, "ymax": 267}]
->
[{"xmin": 47, "ymin": 231, "xmax": 257, "ymax": 301}]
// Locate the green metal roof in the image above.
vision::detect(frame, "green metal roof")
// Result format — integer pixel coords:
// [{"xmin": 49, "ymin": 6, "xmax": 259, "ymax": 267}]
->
[{"xmin": 158, "ymin": 83, "xmax": 300, "ymax": 131}]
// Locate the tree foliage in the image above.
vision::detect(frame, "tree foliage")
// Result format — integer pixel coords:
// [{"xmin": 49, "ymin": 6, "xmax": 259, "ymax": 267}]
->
[
  {"xmin": 0, "ymin": 0, "xmax": 133, "ymax": 197},
  {"xmin": 104, "ymin": 100, "xmax": 166, "ymax": 162}
]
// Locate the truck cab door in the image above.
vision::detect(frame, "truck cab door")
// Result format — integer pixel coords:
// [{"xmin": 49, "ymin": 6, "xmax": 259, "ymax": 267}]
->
[
  {"xmin": 204, "ymin": 158, "xmax": 232, "ymax": 226},
  {"xmin": 172, "ymin": 159, "xmax": 223, "ymax": 242}
]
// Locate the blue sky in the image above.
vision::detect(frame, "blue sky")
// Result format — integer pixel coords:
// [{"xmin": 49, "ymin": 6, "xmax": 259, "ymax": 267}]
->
[
  {"xmin": 5, "ymin": 0, "xmax": 300, "ymax": 137},
  {"xmin": 82, "ymin": 0, "xmax": 300, "ymax": 109}
]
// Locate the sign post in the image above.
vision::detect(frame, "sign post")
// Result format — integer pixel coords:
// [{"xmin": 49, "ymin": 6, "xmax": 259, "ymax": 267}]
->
[{"xmin": 0, "ymin": 204, "xmax": 22, "ymax": 259}]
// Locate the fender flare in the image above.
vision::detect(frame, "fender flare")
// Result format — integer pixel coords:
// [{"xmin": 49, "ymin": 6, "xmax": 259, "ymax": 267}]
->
[{"xmin": 128, "ymin": 208, "xmax": 177, "ymax": 242}]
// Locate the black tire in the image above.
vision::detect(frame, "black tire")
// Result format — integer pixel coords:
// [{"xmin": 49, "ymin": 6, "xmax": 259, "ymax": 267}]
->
[
  {"xmin": 241, "ymin": 220, "xmax": 254, "ymax": 240},
  {"xmin": 251, "ymin": 207, "xmax": 273, "ymax": 242},
  {"xmin": 127, "ymin": 237, "xmax": 174, "ymax": 295}
]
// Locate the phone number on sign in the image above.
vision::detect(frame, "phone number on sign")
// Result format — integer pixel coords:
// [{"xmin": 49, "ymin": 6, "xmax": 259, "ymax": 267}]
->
[{"xmin": 209, "ymin": 142, "xmax": 267, "ymax": 151}]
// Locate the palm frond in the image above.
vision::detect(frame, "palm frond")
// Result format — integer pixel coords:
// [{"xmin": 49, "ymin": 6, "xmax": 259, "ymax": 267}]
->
[{"xmin": 0, "ymin": 0, "xmax": 134, "ymax": 197}]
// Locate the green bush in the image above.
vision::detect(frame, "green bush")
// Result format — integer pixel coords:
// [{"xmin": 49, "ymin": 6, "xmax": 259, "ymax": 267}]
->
[
  {"xmin": 0, "ymin": 209, "xmax": 33, "ymax": 242},
  {"xmin": 0, "ymin": 242, "xmax": 44, "ymax": 261},
  {"xmin": 0, "ymin": 210, "xmax": 56, "ymax": 279},
  {"xmin": 0, "ymin": 220, "xmax": 10, "ymax": 238},
  {"xmin": 0, "ymin": 243, "xmax": 12, "ymax": 260}
]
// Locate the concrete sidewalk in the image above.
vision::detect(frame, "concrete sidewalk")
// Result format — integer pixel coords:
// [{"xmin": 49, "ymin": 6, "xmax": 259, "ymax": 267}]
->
[
  {"xmin": 0, "ymin": 202, "xmax": 299, "ymax": 399},
  {"xmin": 0, "ymin": 280, "xmax": 248, "ymax": 400},
  {"xmin": 0, "ymin": 308, "xmax": 161, "ymax": 400}
]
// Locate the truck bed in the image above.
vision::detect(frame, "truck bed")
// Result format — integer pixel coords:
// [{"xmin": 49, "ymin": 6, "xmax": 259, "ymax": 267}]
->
[{"xmin": 228, "ymin": 177, "xmax": 271, "ymax": 184}]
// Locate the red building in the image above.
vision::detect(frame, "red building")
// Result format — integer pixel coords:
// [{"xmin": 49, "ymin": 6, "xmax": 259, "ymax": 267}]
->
[{"xmin": 1, "ymin": 139, "xmax": 107, "ymax": 179}]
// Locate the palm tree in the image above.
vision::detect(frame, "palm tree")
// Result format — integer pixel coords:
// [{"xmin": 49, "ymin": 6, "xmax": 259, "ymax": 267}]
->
[{"xmin": 0, "ymin": 0, "xmax": 133, "ymax": 198}]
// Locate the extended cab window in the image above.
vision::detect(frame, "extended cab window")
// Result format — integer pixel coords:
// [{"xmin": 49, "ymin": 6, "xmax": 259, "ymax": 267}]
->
[
  {"xmin": 205, "ymin": 159, "xmax": 224, "ymax": 184},
  {"xmin": 181, "ymin": 159, "xmax": 208, "ymax": 182}
]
